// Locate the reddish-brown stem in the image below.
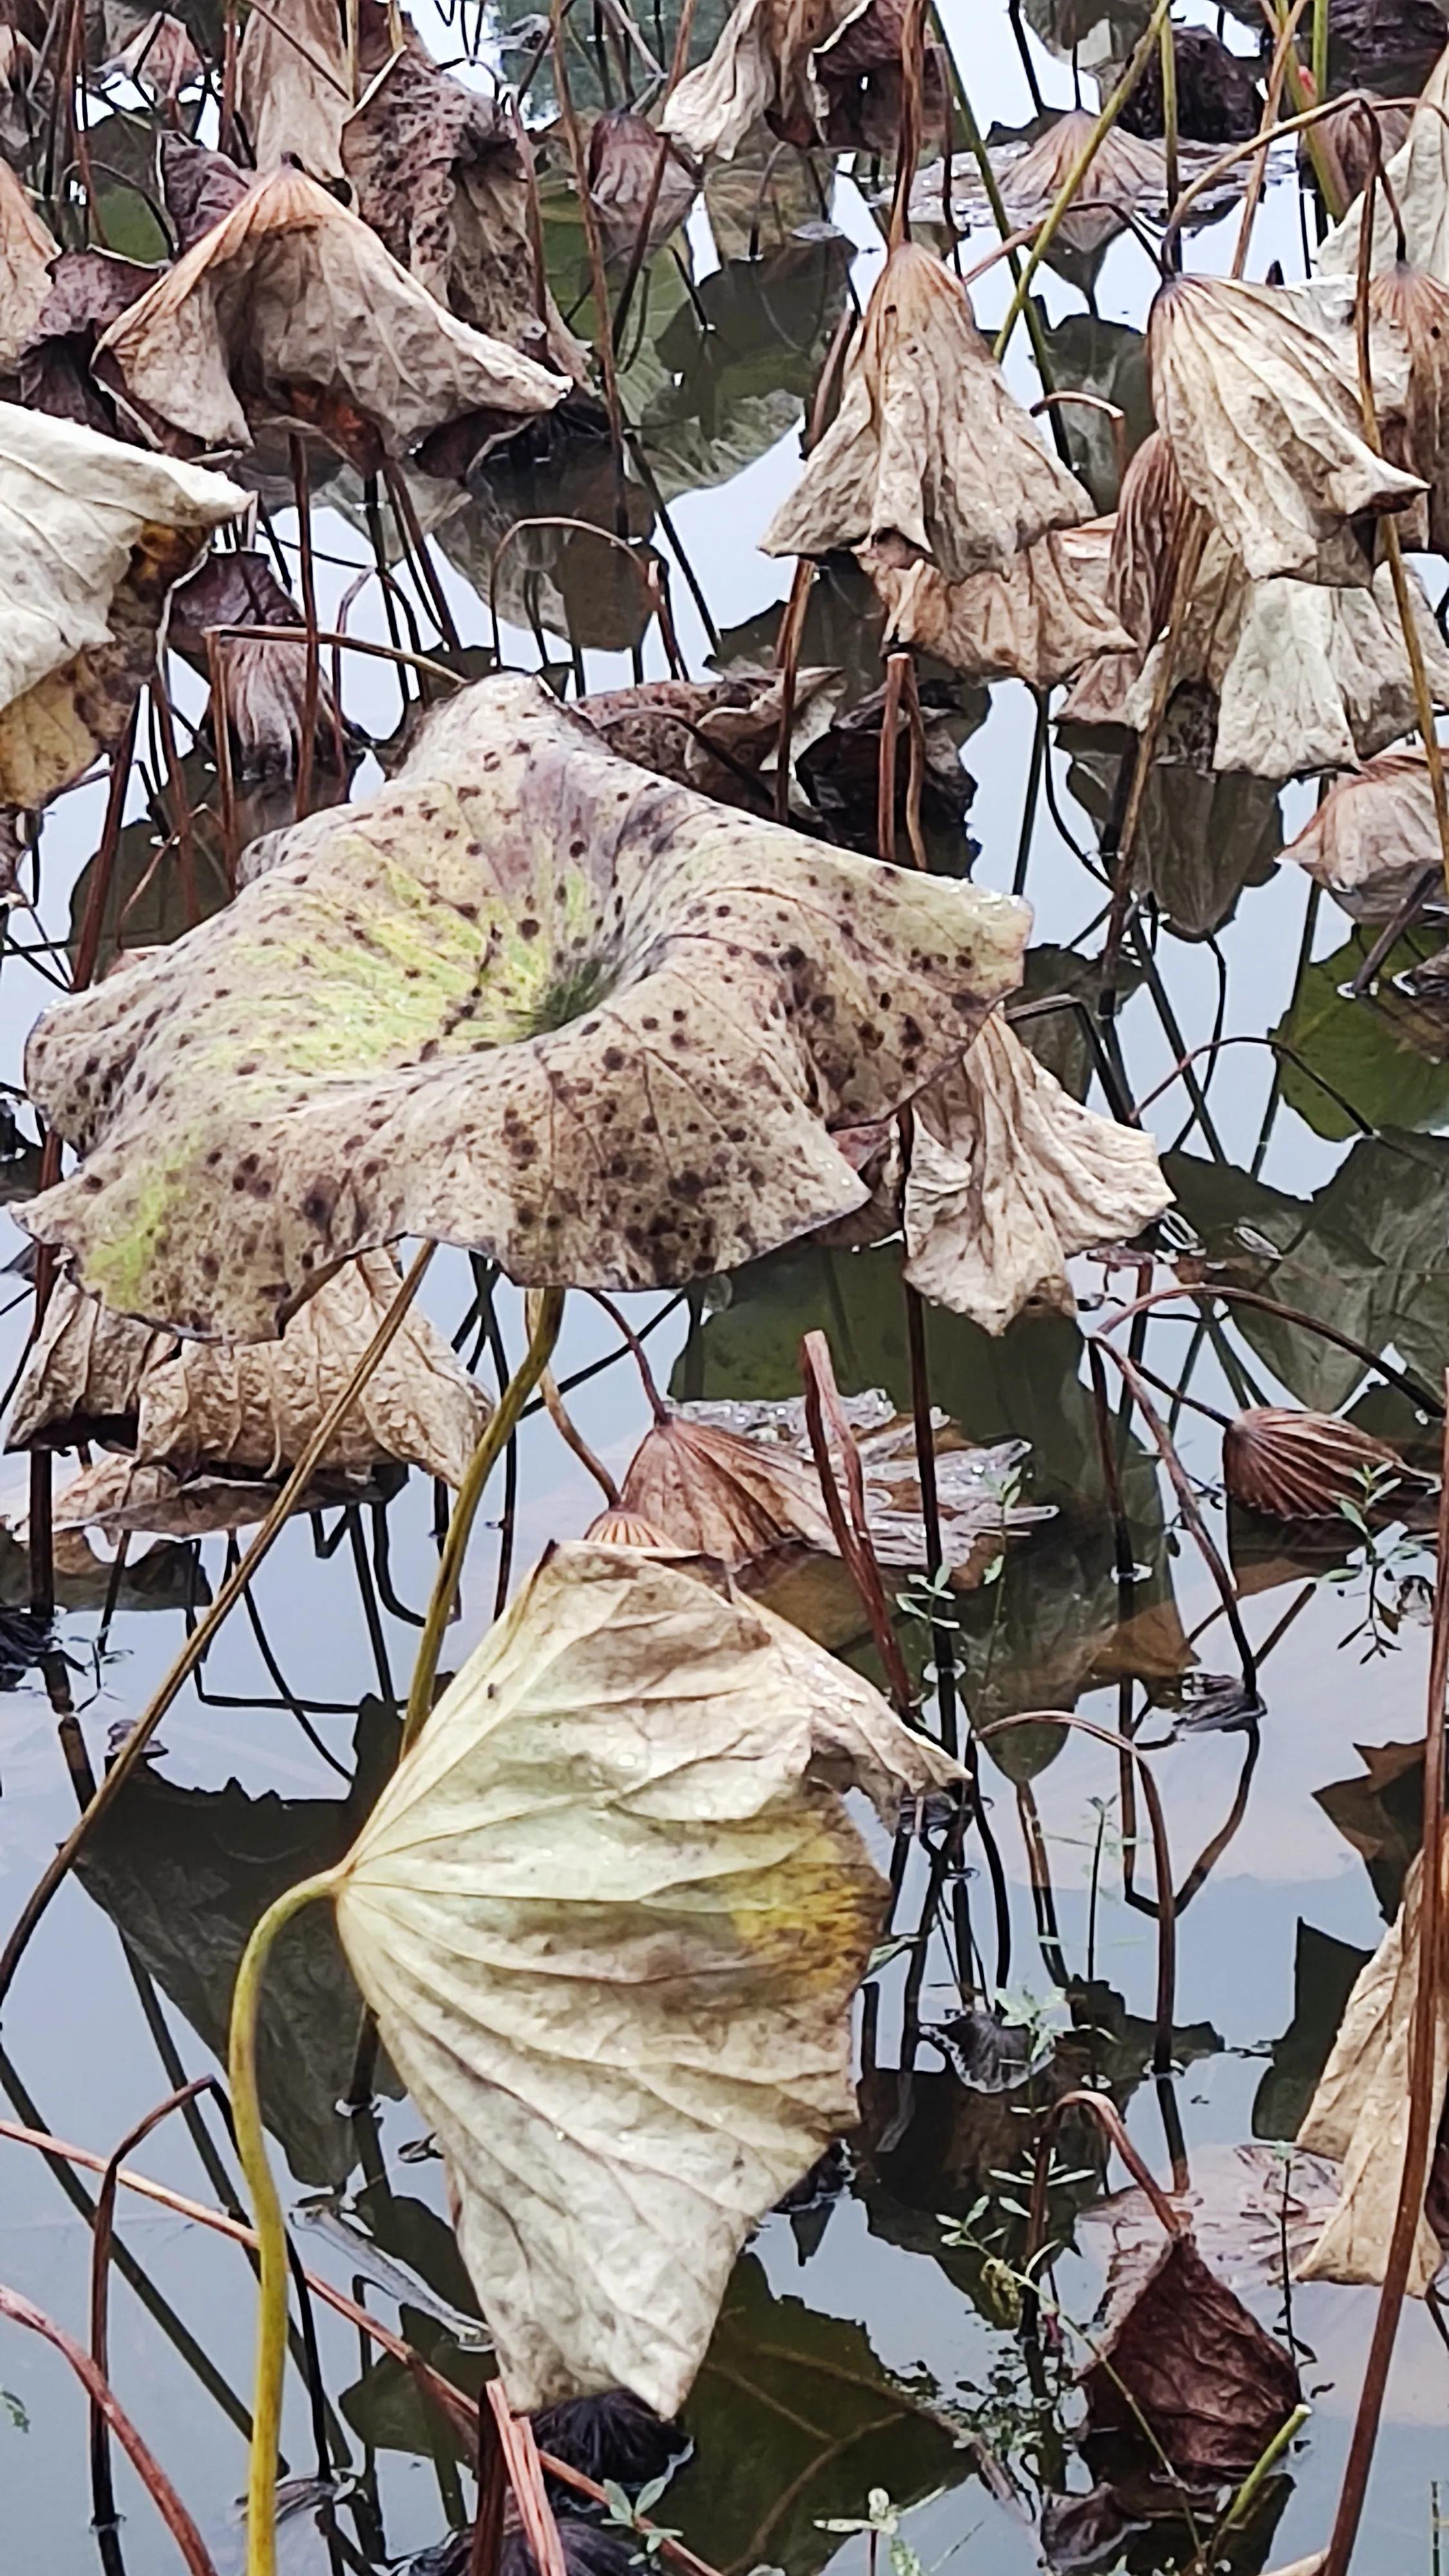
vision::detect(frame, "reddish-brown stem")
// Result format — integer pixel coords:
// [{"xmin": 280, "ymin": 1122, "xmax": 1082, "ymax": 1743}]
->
[
  {"xmin": 1024, "ymin": 2085, "xmax": 1186, "ymax": 2269},
  {"xmin": 800, "ymin": 1330, "xmax": 917, "ymax": 1720},
  {"xmin": 91, "ymin": 2081, "xmax": 213, "ymax": 2548},
  {"xmin": 290, "ymin": 435, "xmax": 321, "ymax": 820}
]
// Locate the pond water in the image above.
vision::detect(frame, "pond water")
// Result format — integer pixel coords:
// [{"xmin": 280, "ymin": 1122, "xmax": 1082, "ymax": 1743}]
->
[{"xmin": 1, "ymin": 3, "xmax": 1447, "ymax": 2571}]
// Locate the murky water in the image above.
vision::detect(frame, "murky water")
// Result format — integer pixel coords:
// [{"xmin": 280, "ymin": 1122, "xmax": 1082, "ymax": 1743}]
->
[{"xmin": 2, "ymin": 3, "xmax": 1447, "ymax": 2570}]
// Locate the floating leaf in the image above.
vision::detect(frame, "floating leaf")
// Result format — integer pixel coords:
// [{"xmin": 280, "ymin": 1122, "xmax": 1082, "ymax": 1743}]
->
[
  {"xmin": 761, "ymin": 242, "xmax": 1092, "ymax": 585},
  {"xmin": 19, "ymin": 670, "xmax": 1028, "ymax": 1336},
  {"xmin": 1080, "ymin": 2229, "xmax": 1300, "ymax": 2477},
  {"xmin": 333, "ymin": 1540, "xmax": 958, "ymax": 2414},
  {"xmin": 902, "ymin": 1016, "xmax": 1172, "ymax": 1335},
  {"xmin": 0, "ymin": 401, "xmax": 244, "ymax": 808},
  {"xmin": 96, "ymin": 166, "xmax": 569, "ymax": 470}
]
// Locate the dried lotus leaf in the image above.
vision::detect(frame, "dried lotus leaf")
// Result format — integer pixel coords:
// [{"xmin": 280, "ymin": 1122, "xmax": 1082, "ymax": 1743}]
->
[
  {"xmin": 237, "ymin": 0, "xmax": 349, "ymax": 176},
  {"xmin": 1223, "ymin": 1407, "xmax": 1421, "ymax": 1521},
  {"xmin": 874, "ymin": 522, "xmax": 1132, "ymax": 688},
  {"xmin": 761, "ymin": 241, "xmax": 1092, "ymax": 586},
  {"xmin": 0, "ymin": 159, "xmax": 57, "ymax": 374},
  {"xmin": 332, "ymin": 1540, "xmax": 957, "ymax": 2414},
  {"xmin": 1278, "ymin": 749, "xmax": 1445, "ymax": 918}
]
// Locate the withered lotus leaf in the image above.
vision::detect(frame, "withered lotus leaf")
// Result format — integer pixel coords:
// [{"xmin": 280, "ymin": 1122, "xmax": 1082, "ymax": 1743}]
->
[
  {"xmin": 8, "ymin": 1255, "xmax": 490, "ymax": 1495},
  {"xmin": 0, "ymin": 401, "xmax": 245, "ymax": 808},
  {"xmin": 1148, "ymin": 272, "xmax": 1426, "ymax": 584},
  {"xmin": 997, "ymin": 110, "xmax": 1168, "ymax": 256},
  {"xmin": 587, "ymin": 107, "xmax": 700, "ymax": 257},
  {"xmin": 332, "ymin": 1539, "xmax": 957, "ymax": 2413},
  {"xmin": 169, "ymin": 546, "xmax": 349, "ymax": 781},
  {"xmin": 1278, "ymin": 749, "xmax": 1444, "ymax": 918},
  {"xmin": 1297, "ymin": 1848, "xmax": 1449, "ymax": 2294},
  {"xmin": 902, "ymin": 1016, "xmax": 1173, "ymax": 1335},
  {"xmin": 95, "ymin": 166, "xmax": 569, "ymax": 467},
  {"xmin": 1108, "ymin": 428, "xmax": 1195, "ymax": 648},
  {"xmin": 1320, "ymin": 41, "xmax": 1449, "ymax": 283},
  {"xmin": 1369, "ymin": 261, "xmax": 1449, "ymax": 550},
  {"xmin": 1225, "ymin": 1406, "xmax": 1426, "ymax": 1522},
  {"xmin": 761, "ymin": 242, "xmax": 1092, "ymax": 586},
  {"xmin": 874, "ymin": 522, "xmax": 1132, "ymax": 690},
  {"xmin": 581, "ymin": 667, "xmax": 840, "ymax": 809},
  {"xmin": 18, "ymin": 671, "xmax": 1028, "ymax": 1338},
  {"xmin": 614, "ymin": 1410, "xmax": 837, "ymax": 1566},
  {"xmin": 158, "ymin": 129, "xmax": 252, "ymax": 252},
  {"xmin": 237, "ymin": 0, "xmax": 348, "ymax": 176},
  {"xmin": 1081, "ymin": 2230, "xmax": 1300, "ymax": 2477},
  {"xmin": 661, "ymin": 0, "xmax": 849, "ymax": 163},
  {"xmin": 342, "ymin": 48, "xmax": 587, "ymax": 380},
  {"xmin": 0, "ymin": 158, "xmax": 56, "ymax": 374},
  {"xmin": 106, "ymin": 10, "xmax": 203, "ymax": 101}
]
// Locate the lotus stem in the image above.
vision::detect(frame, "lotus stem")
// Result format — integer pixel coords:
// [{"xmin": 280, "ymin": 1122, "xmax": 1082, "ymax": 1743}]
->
[
  {"xmin": 539, "ymin": 1365, "xmax": 619, "ymax": 1504},
  {"xmin": 0, "ymin": 1242, "xmax": 437, "ymax": 2016},
  {"xmin": 1195, "ymin": 2403, "xmax": 1311, "ymax": 2571},
  {"xmin": 1159, "ymin": 15, "xmax": 1179, "ymax": 263},
  {"xmin": 585, "ymin": 1288, "xmax": 670, "ymax": 1421},
  {"xmin": 289, "ymin": 437, "xmax": 320, "ymax": 820},
  {"xmin": 1322, "ymin": 1383, "xmax": 1449, "ymax": 2576},
  {"xmin": 549, "ymin": 0, "xmax": 629, "ymax": 529},
  {"xmin": 1311, "ymin": 0, "xmax": 1329, "ymax": 102},
  {"xmin": 229, "ymin": 1867, "xmax": 345, "ymax": 2576},
  {"xmin": 399, "ymin": 1286, "xmax": 565, "ymax": 1757},
  {"xmin": 994, "ymin": 0, "xmax": 1172, "ymax": 361},
  {"xmin": 930, "ymin": 27, "xmax": 1070, "ymax": 461}
]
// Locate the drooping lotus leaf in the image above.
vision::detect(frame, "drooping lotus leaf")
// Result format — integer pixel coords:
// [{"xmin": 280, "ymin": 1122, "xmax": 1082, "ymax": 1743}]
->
[
  {"xmin": 0, "ymin": 157, "xmax": 56, "ymax": 374},
  {"xmin": 0, "ymin": 401, "xmax": 245, "ymax": 808},
  {"xmin": 19, "ymin": 671, "xmax": 1028, "ymax": 1337},
  {"xmin": 1320, "ymin": 40, "xmax": 1449, "ymax": 283},
  {"xmin": 874, "ymin": 523, "xmax": 1133, "ymax": 689},
  {"xmin": 95, "ymin": 166, "xmax": 568, "ymax": 469},
  {"xmin": 661, "ymin": 0, "xmax": 853, "ymax": 164},
  {"xmin": 237, "ymin": 0, "xmax": 349, "ymax": 177},
  {"xmin": 332, "ymin": 1539, "xmax": 958, "ymax": 2414},
  {"xmin": 1278, "ymin": 749, "xmax": 1444, "ymax": 920}
]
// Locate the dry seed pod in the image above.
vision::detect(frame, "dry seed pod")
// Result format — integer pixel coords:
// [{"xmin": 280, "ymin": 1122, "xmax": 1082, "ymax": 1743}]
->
[{"xmin": 1223, "ymin": 1406, "xmax": 1420, "ymax": 1521}]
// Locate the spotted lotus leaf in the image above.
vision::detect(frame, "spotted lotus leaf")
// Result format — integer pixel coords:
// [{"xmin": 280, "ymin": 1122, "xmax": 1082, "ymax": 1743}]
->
[{"xmin": 20, "ymin": 672, "xmax": 1028, "ymax": 1338}]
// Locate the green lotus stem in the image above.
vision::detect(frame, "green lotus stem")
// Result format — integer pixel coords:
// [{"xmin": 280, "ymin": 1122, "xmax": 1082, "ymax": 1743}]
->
[
  {"xmin": 927, "ymin": 15, "xmax": 1064, "ymax": 435},
  {"xmin": 994, "ymin": 0, "xmax": 1173, "ymax": 362},
  {"xmin": 401, "ymin": 1286, "xmax": 566, "ymax": 1757},
  {"xmin": 229, "ymin": 1866, "xmax": 346, "ymax": 2576},
  {"xmin": 1312, "ymin": 0, "xmax": 1329, "ymax": 109},
  {"xmin": 1159, "ymin": 14, "xmax": 1179, "ymax": 240},
  {"xmin": 1197, "ymin": 2402, "xmax": 1311, "ymax": 2569}
]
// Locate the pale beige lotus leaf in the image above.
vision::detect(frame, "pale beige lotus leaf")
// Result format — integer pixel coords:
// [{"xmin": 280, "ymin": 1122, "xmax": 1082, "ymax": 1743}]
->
[
  {"xmin": 1296, "ymin": 1847, "xmax": 1449, "ymax": 2295},
  {"xmin": 874, "ymin": 520, "xmax": 1132, "ymax": 688},
  {"xmin": 902, "ymin": 1016, "xmax": 1173, "ymax": 1335},
  {"xmin": 1108, "ymin": 428, "xmax": 1194, "ymax": 648},
  {"xmin": 342, "ymin": 48, "xmax": 588, "ymax": 381},
  {"xmin": 1122, "ymin": 538, "xmax": 1449, "ymax": 779},
  {"xmin": 8, "ymin": 1255, "xmax": 490, "ymax": 1491},
  {"xmin": 661, "ymin": 0, "xmax": 849, "ymax": 162},
  {"xmin": 238, "ymin": 0, "xmax": 348, "ymax": 175},
  {"xmin": 1278, "ymin": 749, "xmax": 1444, "ymax": 919},
  {"xmin": 95, "ymin": 166, "xmax": 569, "ymax": 465},
  {"xmin": 0, "ymin": 159, "xmax": 57, "ymax": 374},
  {"xmin": 19, "ymin": 670, "xmax": 1028, "ymax": 1338},
  {"xmin": 46, "ymin": 1452, "xmax": 342, "ymax": 1539},
  {"xmin": 1368, "ymin": 260, "xmax": 1449, "ymax": 551},
  {"xmin": 0, "ymin": 401, "xmax": 245, "ymax": 808},
  {"xmin": 996, "ymin": 109, "xmax": 1166, "ymax": 256},
  {"xmin": 760, "ymin": 242, "xmax": 1092, "ymax": 585},
  {"xmin": 1320, "ymin": 42, "xmax": 1449, "ymax": 283},
  {"xmin": 332, "ymin": 1539, "xmax": 958, "ymax": 2412},
  {"xmin": 1148, "ymin": 272, "xmax": 1426, "ymax": 585}
]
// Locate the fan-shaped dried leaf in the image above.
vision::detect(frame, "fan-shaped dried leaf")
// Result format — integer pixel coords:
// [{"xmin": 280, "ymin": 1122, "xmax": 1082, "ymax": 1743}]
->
[
  {"xmin": 901, "ymin": 1015, "xmax": 1173, "ymax": 1335},
  {"xmin": 237, "ymin": 0, "xmax": 349, "ymax": 176},
  {"xmin": 1297, "ymin": 1848, "xmax": 1449, "ymax": 2294},
  {"xmin": 8, "ymin": 1253, "xmax": 490, "ymax": 1492},
  {"xmin": 1148, "ymin": 272, "xmax": 1426, "ymax": 584},
  {"xmin": 1108, "ymin": 428, "xmax": 1193, "ymax": 647},
  {"xmin": 96, "ymin": 166, "xmax": 569, "ymax": 469},
  {"xmin": 1081, "ymin": 2231, "xmax": 1300, "ymax": 2477},
  {"xmin": 661, "ymin": 0, "xmax": 849, "ymax": 162},
  {"xmin": 19, "ymin": 670, "xmax": 1028, "ymax": 1336},
  {"xmin": 761, "ymin": 242, "xmax": 1092, "ymax": 585},
  {"xmin": 1223, "ymin": 1406, "xmax": 1421, "ymax": 1521},
  {"xmin": 1278, "ymin": 749, "xmax": 1444, "ymax": 919},
  {"xmin": 1320, "ymin": 41, "xmax": 1449, "ymax": 282},
  {"xmin": 0, "ymin": 402, "xmax": 244, "ymax": 808},
  {"xmin": 157, "ymin": 129, "xmax": 252, "ymax": 251},
  {"xmin": 0, "ymin": 158, "xmax": 56, "ymax": 374},
  {"xmin": 332, "ymin": 1539, "xmax": 957, "ymax": 2414},
  {"xmin": 998, "ymin": 109, "xmax": 1167, "ymax": 255},
  {"xmin": 343, "ymin": 48, "xmax": 587, "ymax": 380},
  {"xmin": 106, "ymin": 10, "xmax": 202, "ymax": 100},
  {"xmin": 875, "ymin": 522, "xmax": 1132, "ymax": 688},
  {"xmin": 588, "ymin": 108, "xmax": 699, "ymax": 256},
  {"xmin": 616, "ymin": 1411, "xmax": 837, "ymax": 1565}
]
